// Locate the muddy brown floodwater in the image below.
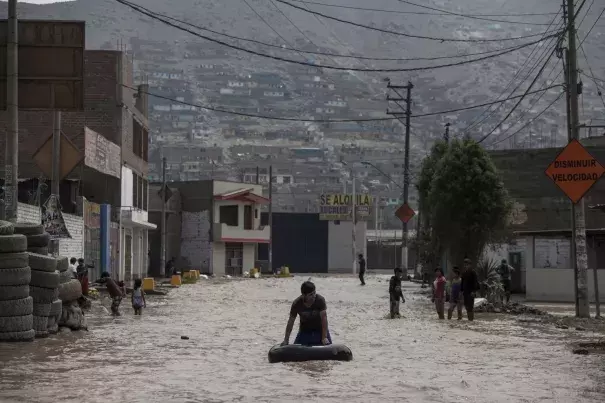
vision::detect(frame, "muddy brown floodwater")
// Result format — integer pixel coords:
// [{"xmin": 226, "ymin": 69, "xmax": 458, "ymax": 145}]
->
[{"xmin": 1, "ymin": 275, "xmax": 604, "ymax": 403}]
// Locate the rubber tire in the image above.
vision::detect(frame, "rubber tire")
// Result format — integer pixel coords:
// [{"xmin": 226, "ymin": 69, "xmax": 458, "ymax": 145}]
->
[
  {"xmin": 56, "ymin": 256, "xmax": 69, "ymax": 272},
  {"xmin": 27, "ymin": 247, "xmax": 48, "ymax": 255},
  {"xmin": 0, "ymin": 266, "xmax": 31, "ymax": 286},
  {"xmin": 27, "ymin": 232, "xmax": 51, "ymax": 248},
  {"xmin": 59, "ymin": 280, "xmax": 82, "ymax": 302},
  {"xmin": 59, "ymin": 270, "xmax": 73, "ymax": 284},
  {"xmin": 30, "ymin": 269, "xmax": 60, "ymax": 289},
  {"xmin": 32, "ymin": 302, "xmax": 51, "ymax": 317},
  {"xmin": 0, "ymin": 297, "xmax": 33, "ymax": 317},
  {"xmin": 0, "ymin": 252, "xmax": 29, "ymax": 269},
  {"xmin": 0, "ymin": 234, "xmax": 27, "ymax": 253},
  {"xmin": 29, "ymin": 286, "xmax": 57, "ymax": 304},
  {"xmin": 0, "ymin": 328, "xmax": 35, "ymax": 342},
  {"xmin": 49, "ymin": 299, "xmax": 62, "ymax": 317},
  {"xmin": 0, "ymin": 314, "xmax": 33, "ymax": 332},
  {"xmin": 0, "ymin": 220, "xmax": 14, "ymax": 235},
  {"xmin": 0, "ymin": 285, "xmax": 30, "ymax": 301},
  {"xmin": 32, "ymin": 315, "xmax": 48, "ymax": 331},
  {"xmin": 35, "ymin": 330, "xmax": 49, "ymax": 338},
  {"xmin": 13, "ymin": 222, "xmax": 44, "ymax": 236},
  {"xmin": 27, "ymin": 253, "xmax": 57, "ymax": 272}
]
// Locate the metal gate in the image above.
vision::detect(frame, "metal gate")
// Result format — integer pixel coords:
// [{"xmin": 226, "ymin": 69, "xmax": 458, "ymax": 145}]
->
[{"xmin": 225, "ymin": 242, "xmax": 243, "ymax": 276}]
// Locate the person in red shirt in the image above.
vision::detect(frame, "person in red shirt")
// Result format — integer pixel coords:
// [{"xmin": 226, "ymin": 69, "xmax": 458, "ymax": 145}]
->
[{"xmin": 432, "ymin": 268, "xmax": 446, "ymax": 319}]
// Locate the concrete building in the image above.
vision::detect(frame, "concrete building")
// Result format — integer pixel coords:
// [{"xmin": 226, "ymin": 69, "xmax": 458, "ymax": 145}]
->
[
  {"xmin": 149, "ymin": 180, "xmax": 269, "ymax": 275},
  {"xmin": 481, "ymin": 145, "xmax": 605, "ymax": 302},
  {"xmin": 0, "ymin": 49, "xmax": 154, "ymax": 282}
]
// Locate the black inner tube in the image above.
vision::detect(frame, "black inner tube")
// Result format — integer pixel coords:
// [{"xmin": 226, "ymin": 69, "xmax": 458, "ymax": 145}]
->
[{"xmin": 268, "ymin": 344, "xmax": 353, "ymax": 363}]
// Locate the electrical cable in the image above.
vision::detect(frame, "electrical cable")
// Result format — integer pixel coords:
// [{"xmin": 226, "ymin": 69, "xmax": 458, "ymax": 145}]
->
[
  {"xmin": 477, "ymin": 45, "xmax": 559, "ymax": 143},
  {"xmin": 117, "ymin": 0, "xmax": 550, "ymax": 62},
  {"xmin": 577, "ymin": 35, "xmax": 605, "ymax": 110},
  {"xmin": 488, "ymin": 2, "xmax": 600, "ymax": 147},
  {"xmin": 488, "ymin": 93, "xmax": 564, "ymax": 147},
  {"xmin": 275, "ymin": 0, "xmax": 562, "ymax": 42},
  {"xmin": 116, "ymin": 0, "xmax": 561, "ymax": 72},
  {"xmin": 393, "ymin": 0, "xmax": 555, "ymax": 25},
  {"xmin": 289, "ymin": 0, "xmax": 560, "ymax": 17},
  {"xmin": 460, "ymin": 11, "xmax": 563, "ymax": 135},
  {"xmin": 123, "ymin": 81, "xmax": 560, "ymax": 121}
]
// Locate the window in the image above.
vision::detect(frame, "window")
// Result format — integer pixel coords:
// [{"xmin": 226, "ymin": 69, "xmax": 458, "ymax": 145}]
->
[
  {"xmin": 283, "ymin": 176, "xmax": 291, "ymax": 184},
  {"xmin": 219, "ymin": 205, "xmax": 239, "ymax": 226}
]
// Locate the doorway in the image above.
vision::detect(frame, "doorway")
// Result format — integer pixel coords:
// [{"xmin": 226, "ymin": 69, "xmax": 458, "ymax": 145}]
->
[
  {"xmin": 225, "ymin": 242, "xmax": 243, "ymax": 276},
  {"xmin": 125, "ymin": 234, "xmax": 132, "ymax": 282}
]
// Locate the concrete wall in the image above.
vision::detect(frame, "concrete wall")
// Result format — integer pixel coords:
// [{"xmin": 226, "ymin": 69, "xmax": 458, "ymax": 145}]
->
[
  {"xmin": 180, "ymin": 211, "xmax": 212, "ymax": 271},
  {"xmin": 327, "ymin": 220, "xmax": 367, "ymax": 273},
  {"xmin": 17, "ymin": 203, "xmax": 84, "ymax": 258},
  {"xmin": 243, "ymin": 244, "xmax": 256, "ymax": 273},
  {"xmin": 212, "ymin": 242, "xmax": 225, "ymax": 276}
]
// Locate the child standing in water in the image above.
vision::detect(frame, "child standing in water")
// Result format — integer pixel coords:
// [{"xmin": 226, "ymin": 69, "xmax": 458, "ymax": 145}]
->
[
  {"xmin": 432, "ymin": 268, "xmax": 446, "ymax": 319},
  {"xmin": 131, "ymin": 278, "xmax": 146, "ymax": 315},
  {"xmin": 448, "ymin": 267, "xmax": 463, "ymax": 320}
]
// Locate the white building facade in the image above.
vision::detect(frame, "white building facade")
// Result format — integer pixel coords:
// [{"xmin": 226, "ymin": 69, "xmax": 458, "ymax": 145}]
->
[{"xmin": 119, "ymin": 165, "xmax": 157, "ymax": 282}]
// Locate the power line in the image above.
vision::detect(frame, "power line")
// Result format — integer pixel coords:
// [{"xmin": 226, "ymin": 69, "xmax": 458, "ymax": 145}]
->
[
  {"xmin": 274, "ymin": 0, "xmax": 562, "ymax": 42},
  {"xmin": 393, "ymin": 0, "xmax": 555, "ymax": 25},
  {"xmin": 460, "ymin": 12, "xmax": 563, "ymax": 135},
  {"xmin": 488, "ymin": 93, "xmax": 564, "ymax": 147},
  {"xmin": 477, "ymin": 45, "xmax": 559, "ymax": 143},
  {"xmin": 127, "ymin": 81, "xmax": 561, "ymax": 122},
  {"xmin": 116, "ymin": 0, "xmax": 560, "ymax": 72},
  {"xmin": 290, "ymin": 0, "xmax": 559, "ymax": 17},
  {"xmin": 118, "ymin": 0, "xmax": 548, "ymax": 62}
]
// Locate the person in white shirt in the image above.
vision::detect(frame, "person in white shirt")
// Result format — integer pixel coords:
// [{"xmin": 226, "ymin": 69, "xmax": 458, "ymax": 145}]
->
[{"xmin": 69, "ymin": 257, "xmax": 78, "ymax": 279}]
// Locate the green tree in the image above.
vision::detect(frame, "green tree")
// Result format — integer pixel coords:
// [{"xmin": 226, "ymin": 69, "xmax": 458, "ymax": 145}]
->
[{"xmin": 419, "ymin": 138, "xmax": 512, "ymax": 268}]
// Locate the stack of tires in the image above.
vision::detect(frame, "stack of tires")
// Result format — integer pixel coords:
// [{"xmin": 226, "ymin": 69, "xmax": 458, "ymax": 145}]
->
[
  {"xmin": 12, "ymin": 223, "xmax": 52, "ymax": 255},
  {"xmin": 0, "ymin": 220, "xmax": 35, "ymax": 342},
  {"xmin": 27, "ymin": 253, "xmax": 59, "ymax": 338},
  {"xmin": 47, "ymin": 257, "xmax": 68, "ymax": 334},
  {"xmin": 58, "ymin": 276, "xmax": 85, "ymax": 331},
  {"xmin": 12, "ymin": 223, "xmax": 58, "ymax": 338}
]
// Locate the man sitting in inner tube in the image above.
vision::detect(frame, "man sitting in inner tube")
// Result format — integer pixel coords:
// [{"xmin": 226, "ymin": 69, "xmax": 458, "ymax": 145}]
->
[{"xmin": 281, "ymin": 281, "xmax": 332, "ymax": 346}]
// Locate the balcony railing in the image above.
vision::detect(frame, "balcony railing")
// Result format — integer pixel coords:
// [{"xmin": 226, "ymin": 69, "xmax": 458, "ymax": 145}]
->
[{"xmin": 213, "ymin": 223, "xmax": 270, "ymax": 243}]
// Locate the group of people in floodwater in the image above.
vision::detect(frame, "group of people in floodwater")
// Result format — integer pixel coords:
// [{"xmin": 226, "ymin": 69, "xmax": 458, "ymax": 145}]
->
[{"xmin": 280, "ymin": 256, "xmax": 516, "ymax": 347}]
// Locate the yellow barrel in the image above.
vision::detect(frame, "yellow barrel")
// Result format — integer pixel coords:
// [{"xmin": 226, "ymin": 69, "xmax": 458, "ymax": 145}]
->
[
  {"xmin": 142, "ymin": 277, "xmax": 155, "ymax": 291},
  {"xmin": 183, "ymin": 271, "xmax": 193, "ymax": 279},
  {"xmin": 250, "ymin": 268, "xmax": 258, "ymax": 278},
  {"xmin": 283, "ymin": 266, "xmax": 290, "ymax": 276},
  {"xmin": 194, "ymin": 270, "xmax": 200, "ymax": 279},
  {"xmin": 170, "ymin": 274, "xmax": 182, "ymax": 286}
]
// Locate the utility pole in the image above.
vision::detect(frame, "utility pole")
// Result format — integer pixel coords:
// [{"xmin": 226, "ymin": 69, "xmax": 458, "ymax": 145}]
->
[
  {"xmin": 51, "ymin": 112, "xmax": 61, "ymax": 196},
  {"xmin": 444, "ymin": 123, "xmax": 450, "ymax": 143},
  {"xmin": 4, "ymin": 0, "xmax": 18, "ymax": 221},
  {"xmin": 351, "ymin": 167, "xmax": 357, "ymax": 275},
  {"xmin": 559, "ymin": 1, "xmax": 579, "ymax": 316},
  {"xmin": 567, "ymin": 0, "xmax": 590, "ymax": 318},
  {"xmin": 268, "ymin": 165, "xmax": 273, "ymax": 274},
  {"xmin": 386, "ymin": 80, "xmax": 413, "ymax": 270},
  {"xmin": 256, "ymin": 166, "xmax": 260, "ymax": 184},
  {"xmin": 160, "ymin": 157, "xmax": 167, "ymax": 277}
]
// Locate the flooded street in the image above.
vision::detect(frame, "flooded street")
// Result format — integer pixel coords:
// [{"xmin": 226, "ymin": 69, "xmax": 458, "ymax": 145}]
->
[{"xmin": 1, "ymin": 275, "xmax": 604, "ymax": 403}]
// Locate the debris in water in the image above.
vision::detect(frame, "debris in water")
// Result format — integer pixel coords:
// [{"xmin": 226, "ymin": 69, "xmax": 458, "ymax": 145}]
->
[
  {"xmin": 181, "ymin": 336, "xmax": 189, "ymax": 340},
  {"xmin": 575, "ymin": 326, "xmax": 586, "ymax": 331},
  {"xmin": 572, "ymin": 348, "xmax": 589, "ymax": 355}
]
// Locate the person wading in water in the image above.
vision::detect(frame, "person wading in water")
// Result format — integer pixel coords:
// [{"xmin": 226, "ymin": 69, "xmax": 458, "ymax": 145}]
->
[
  {"xmin": 389, "ymin": 268, "xmax": 406, "ymax": 318},
  {"xmin": 358, "ymin": 254, "xmax": 366, "ymax": 285},
  {"xmin": 281, "ymin": 281, "xmax": 331, "ymax": 346},
  {"xmin": 460, "ymin": 258, "xmax": 479, "ymax": 321},
  {"xmin": 496, "ymin": 259, "xmax": 515, "ymax": 304}
]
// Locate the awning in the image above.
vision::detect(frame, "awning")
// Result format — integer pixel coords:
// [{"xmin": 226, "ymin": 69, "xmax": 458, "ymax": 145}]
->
[{"xmin": 214, "ymin": 188, "xmax": 270, "ymax": 205}]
